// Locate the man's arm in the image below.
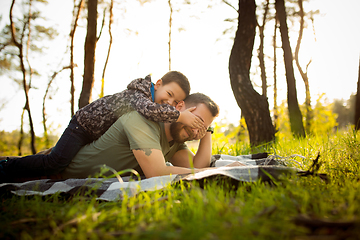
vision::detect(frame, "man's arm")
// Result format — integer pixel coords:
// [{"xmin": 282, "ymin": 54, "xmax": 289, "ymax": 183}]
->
[
  {"xmin": 169, "ymin": 131, "xmax": 212, "ymax": 168},
  {"xmin": 132, "ymin": 148, "xmax": 198, "ymax": 178}
]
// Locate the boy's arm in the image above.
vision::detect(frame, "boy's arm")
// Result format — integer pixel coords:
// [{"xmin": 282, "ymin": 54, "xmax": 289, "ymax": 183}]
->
[
  {"xmin": 169, "ymin": 131, "xmax": 212, "ymax": 168},
  {"xmin": 131, "ymin": 93, "xmax": 180, "ymax": 123},
  {"xmin": 130, "ymin": 92, "xmax": 204, "ymax": 129}
]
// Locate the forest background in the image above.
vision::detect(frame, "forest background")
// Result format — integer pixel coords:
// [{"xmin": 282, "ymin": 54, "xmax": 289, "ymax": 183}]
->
[{"xmin": 0, "ymin": 0, "xmax": 359, "ymax": 155}]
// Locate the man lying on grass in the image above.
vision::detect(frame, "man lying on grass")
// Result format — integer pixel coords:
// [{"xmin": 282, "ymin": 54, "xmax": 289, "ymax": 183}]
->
[
  {"xmin": 1, "ymin": 93, "xmax": 219, "ymax": 182},
  {"xmin": 60, "ymin": 92, "xmax": 219, "ymax": 179}
]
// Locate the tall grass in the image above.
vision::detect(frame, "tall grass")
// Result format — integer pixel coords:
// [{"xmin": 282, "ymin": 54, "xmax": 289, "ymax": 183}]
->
[{"xmin": 1, "ymin": 129, "xmax": 360, "ymax": 239}]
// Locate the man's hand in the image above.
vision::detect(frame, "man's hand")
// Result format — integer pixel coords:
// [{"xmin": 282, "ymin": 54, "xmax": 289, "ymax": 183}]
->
[
  {"xmin": 193, "ymin": 125, "xmax": 207, "ymax": 140},
  {"xmin": 177, "ymin": 107, "xmax": 204, "ymax": 129}
]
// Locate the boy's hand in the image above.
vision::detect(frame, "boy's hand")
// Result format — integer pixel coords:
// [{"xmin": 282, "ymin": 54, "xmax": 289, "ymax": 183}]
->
[{"xmin": 178, "ymin": 107, "xmax": 204, "ymax": 129}]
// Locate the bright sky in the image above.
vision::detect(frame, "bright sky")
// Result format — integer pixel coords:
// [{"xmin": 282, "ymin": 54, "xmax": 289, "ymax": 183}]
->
[{"xmin": 0, "ymin": 0, "xmax": 359, "ymax": 137}]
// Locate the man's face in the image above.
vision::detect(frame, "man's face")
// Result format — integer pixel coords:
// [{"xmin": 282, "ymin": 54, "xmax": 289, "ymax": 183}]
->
[
  {"xmin": 170, "ymin": 122, "xmax": 194, "ymax": 143},
  {"xmin": 170, "ymin": 103, "xmax": 215, "ymax": 143}
]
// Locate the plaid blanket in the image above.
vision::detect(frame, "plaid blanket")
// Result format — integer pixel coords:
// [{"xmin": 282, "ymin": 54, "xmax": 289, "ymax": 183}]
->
[{"xmin": 0, "ymin": 153, "xmax": 305, "ymax": 201}]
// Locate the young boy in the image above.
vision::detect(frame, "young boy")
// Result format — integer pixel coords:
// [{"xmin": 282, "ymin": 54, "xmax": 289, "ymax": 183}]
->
[{"xmin": 0, "ymin": 71, "xmax": 205, "ymax": 182}]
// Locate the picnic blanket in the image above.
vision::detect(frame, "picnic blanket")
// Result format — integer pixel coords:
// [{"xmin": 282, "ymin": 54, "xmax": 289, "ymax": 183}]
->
[{"xmin": 0, "ymin": 153, "xmax": 308, "ymax": 201}]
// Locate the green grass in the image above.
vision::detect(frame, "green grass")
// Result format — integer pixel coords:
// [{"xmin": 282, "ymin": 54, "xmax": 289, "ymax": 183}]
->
[{"xmin": 1, "ymin": 129, "xmax": 360, "ymax": 239}]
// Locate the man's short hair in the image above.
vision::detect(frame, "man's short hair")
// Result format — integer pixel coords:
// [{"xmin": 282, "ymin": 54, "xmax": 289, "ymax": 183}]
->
[
  {"xmin": 161, "ymin": 71, "xmax": 190, "ymax": 97},
  {"xmin": 184, "ymin": 93, "xmax": 219, "ymax": 117}
]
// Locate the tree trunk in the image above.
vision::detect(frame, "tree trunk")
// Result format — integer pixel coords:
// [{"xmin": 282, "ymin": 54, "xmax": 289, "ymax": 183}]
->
[
  {"xmin": 294, "ymin": 0, "xmax": 312, "ymax": 134},
  {"xmin": 273, "ymin": 18, "xmax": 278, "ymax": 130},
  {"xmin": 100, "ymin": 0, "xmax": 113, "ymax": 98},
  {"xmin": 355, "ymin": 56, "xmax": 360, "ymax": 131},
  {"xmin": 42, "ymin": 91, "xmax": 50, "ymax": 149},
  {"xmin": 258, "ymin": 0, "xmax": 269, "ymax": 97},
  {"xmin": 168, "ymin": 0, "xmax": 173, "ymax": 71},
  {"xmin": 70, "ymin": 0, "xmax": 84, "ymax": 116},
  {"xmin": 26, "ymin": 0, "xmax": 33, "ymax": 88},
  {"xmin": 10, "ymin": 0, "xmax": 36, "ymax": 154},
  {"xmin": 18, "ymin": 108, "xmax": 25, "ymax": 156},
  {"xmin": 275, "ymin": 0, "xmax": 305, "ymax": 137},
  {"xmin": 229, "ymin": 0, "xmax": 275, "ymax": 146},
  {"xmin": 43, "ymin": 66, "xmax": 72, "ymax": 149},
  {"xmin": 78, "ymin": 0, "xmax": 97, "ymax": 109}
]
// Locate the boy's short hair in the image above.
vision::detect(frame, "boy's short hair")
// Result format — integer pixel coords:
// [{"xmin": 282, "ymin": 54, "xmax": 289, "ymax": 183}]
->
[
  {"xmin": 184, "ymin": 93, "xmax": 220, "ymax": 117},
  {"xmin": 161, "ymin": 71, "xmax": 190, "ymax": 97}
]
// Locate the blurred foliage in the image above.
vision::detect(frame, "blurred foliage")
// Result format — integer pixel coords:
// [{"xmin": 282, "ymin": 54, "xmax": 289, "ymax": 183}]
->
[
  {"xmin": 0, "ymin": 0, "xmax": 58, "ymax": 74},
  {"xmin": 332, "ymin": 93, "xmax": 356, "ymax": 129},
  {"xmin": 212, "ymin": 94, "xmax": 354, "ymax": 150},
  {"xmin": 310, "ymin": 94, "xmax": 338, "ymax": 135},
  {"xmin": 276, "ymin": 94, "xmax": 338, "ymax": 140},
  {"xmin": 0, "ymin": 130, "xmax": 58, "ymax": 156}
]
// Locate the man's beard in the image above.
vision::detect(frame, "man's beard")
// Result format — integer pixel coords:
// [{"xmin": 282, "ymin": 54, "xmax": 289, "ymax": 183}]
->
[{"xmin": 170, "ymin": 122, "xmax": 194, "ymax": 143}]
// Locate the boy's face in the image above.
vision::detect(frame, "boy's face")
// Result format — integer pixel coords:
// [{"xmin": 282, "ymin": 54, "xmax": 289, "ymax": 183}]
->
[{"xmin": 154, "ymin": 79, "xmax": 186, "ymax": 107}]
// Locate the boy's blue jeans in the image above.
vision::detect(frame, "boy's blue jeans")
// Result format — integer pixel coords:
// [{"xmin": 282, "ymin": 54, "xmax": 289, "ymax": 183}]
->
[{"xmin": 5, "ymin": 116, "xmax": 93, "ymax": 178}]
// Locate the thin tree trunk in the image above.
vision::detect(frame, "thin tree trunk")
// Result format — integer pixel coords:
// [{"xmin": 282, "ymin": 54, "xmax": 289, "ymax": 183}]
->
[
  {"xmin": 100, "ymin": 0, "xmax": 114, "ymax": 98},
  {"xmin": 273, "ymin": 18, "xmax": 278, "ymax": 130},
  {"xmin": 258, "ymin": 0, "xmax": 269, "ymax": 97},
  {"xmin": 275, "ymin": 0, "xmax": 305, "ymax": 137},
  {"xmin": 18, "ymin": 108, "xmax": 25, "ymax": 156},
  {"xmin": 70, "ymin": 0, "xmax": 84, "ymax": 116},
  {"xmin": 10, "ymin": 0, "xmax": 36, "ymax": 154},
  {"xmin": 97, "ymin": 7, "xmax": 106, "ymax": 42},
  {"xmin": 26, "ymin": 0, "xmax": 33, "ymax": 88},
  {"xmin": 294, "ymin": 0, "xmax": 312, "ymax": 134},
  {"xmin": 43, "ymin": 66, "xmax": 72, "ymax": 149},
  {"xmin": 78, "ymin": 0, "xmax": 97, "ymax": 109},
  {"xmin": 229, "ymin": 0, "xmax": 275, "ymax": 146},
  {"xmin": 42, "ymin": 95, "xmax": 50, "ymax": 149},
  {"xmin": 25, "ymin": 0, "xmax": 36, "ymax": 153},
  {"xmin": 168, "ymin": 0, "xmax": 173, "ymax": 71},
  {"xmin": 355, "ymin": 56, "xmax": 360, "ymax": 131}
]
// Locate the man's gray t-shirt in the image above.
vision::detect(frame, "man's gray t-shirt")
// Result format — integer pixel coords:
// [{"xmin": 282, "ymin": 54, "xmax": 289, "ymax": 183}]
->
[{"xmin": 61, "ymin": 111, "xmax": 188, "ymax": 179}]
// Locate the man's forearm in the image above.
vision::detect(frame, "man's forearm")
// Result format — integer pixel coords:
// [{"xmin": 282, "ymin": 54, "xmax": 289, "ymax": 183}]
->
[
  {"xmin": 134, "ymin": 148, "xmax": 205, "ymax": 179},
  {"xmin": 192, "ymin": 132, "xmax": 212, "ymax": 168},
  {"xmin": 150, "ymin": 165, "xmax": 213, "ymax": 178},
  {"xmin": 163, "ymin": 165, "xmax": 199, "ymax": 176}
]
